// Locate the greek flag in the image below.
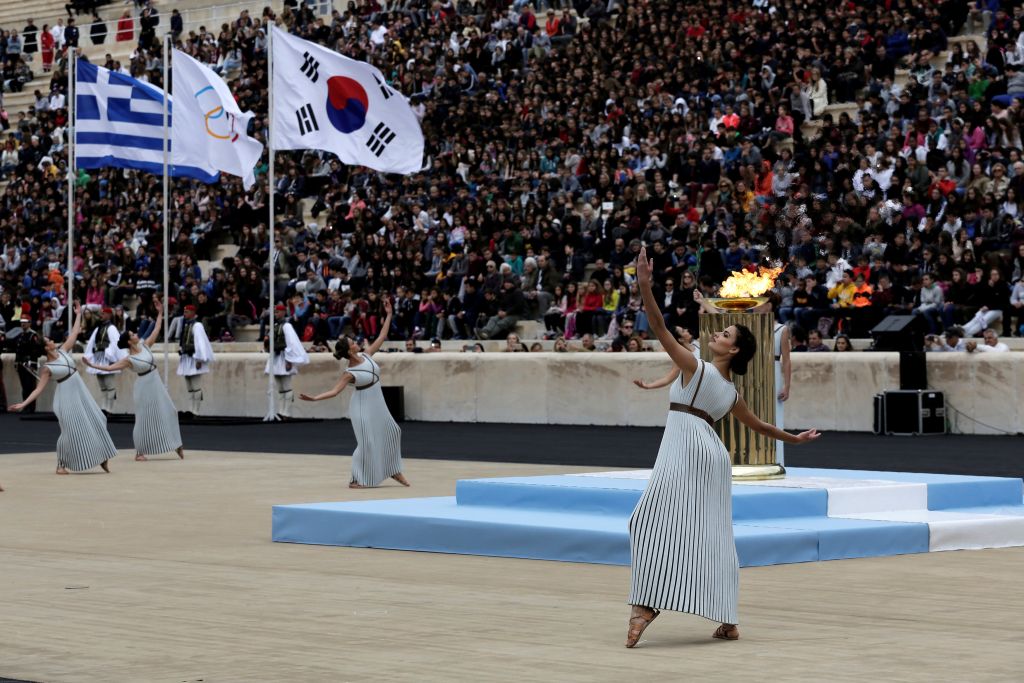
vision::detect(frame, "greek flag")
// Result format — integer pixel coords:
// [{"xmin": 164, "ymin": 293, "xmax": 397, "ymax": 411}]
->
[{"xmin": 74, "ymin": 60, "xmax": 218, "ymax": 181}]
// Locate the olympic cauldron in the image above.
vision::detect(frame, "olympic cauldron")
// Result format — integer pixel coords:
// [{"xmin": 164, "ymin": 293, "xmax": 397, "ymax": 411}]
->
[{"xmin": 698, "ymin": 268, "xmax": 785, "ymax": 481}]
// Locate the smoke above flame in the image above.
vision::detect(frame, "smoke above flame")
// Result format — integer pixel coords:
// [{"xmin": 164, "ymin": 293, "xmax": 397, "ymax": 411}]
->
[{"xmin": 718, "ymin": 266, "xmax": 784, "ymax": 299}]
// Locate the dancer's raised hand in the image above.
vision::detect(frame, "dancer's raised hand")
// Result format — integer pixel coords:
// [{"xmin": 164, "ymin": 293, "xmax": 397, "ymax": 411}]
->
[{"xmin": 635, "ymin": 247, "xmax": 654, "ymax": 286}]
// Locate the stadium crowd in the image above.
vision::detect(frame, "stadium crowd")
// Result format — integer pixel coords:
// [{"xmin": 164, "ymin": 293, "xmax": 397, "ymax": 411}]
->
[{"xmin": 1, "ymin": 0, "xmax": 1023, "ymax": 359}]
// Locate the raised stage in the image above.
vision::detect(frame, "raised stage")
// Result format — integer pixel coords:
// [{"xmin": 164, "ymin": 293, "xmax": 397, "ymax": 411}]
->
[{"xmin": 271, "ymin": 468, "xmax": 1024, "ymax": 566}]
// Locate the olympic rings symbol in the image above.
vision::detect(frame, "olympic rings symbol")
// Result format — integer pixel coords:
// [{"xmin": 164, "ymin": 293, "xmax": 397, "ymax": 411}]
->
[{"xmin": 195, "ymin": 86, "xmax": 240, "ymax": 142}]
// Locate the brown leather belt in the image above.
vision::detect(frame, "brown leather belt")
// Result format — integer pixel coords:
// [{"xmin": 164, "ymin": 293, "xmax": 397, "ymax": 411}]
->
[
  {"xmin": 669, "ymin": 402, "xmax": 714, "ymax": 427},
  {"xmin": 355, "ymin": 380, "xmax": 378, "ymax": 391}
]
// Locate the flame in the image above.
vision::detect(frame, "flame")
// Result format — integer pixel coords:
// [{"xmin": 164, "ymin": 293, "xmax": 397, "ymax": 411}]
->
[{"xmin": 718, "ymin": 267, "xmax": 783, "ymax": 299}]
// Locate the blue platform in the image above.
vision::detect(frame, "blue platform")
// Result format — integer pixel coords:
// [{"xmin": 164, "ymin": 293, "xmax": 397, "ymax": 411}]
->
[{"xmin": 272, "ymin": 468, "xmax": 1024, "ymax": 567}]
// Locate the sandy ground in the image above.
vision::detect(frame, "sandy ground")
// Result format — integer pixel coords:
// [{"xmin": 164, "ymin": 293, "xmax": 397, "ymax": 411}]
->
[{"xmin": 1, "ymin": 450, "xmax": 1021, "ymax": 683}]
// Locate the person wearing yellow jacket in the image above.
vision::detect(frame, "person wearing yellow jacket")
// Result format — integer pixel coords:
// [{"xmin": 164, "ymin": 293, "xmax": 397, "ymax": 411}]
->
[{"xmin": 827, "ymin": 270, "xmax": 858, "ymax": 308}]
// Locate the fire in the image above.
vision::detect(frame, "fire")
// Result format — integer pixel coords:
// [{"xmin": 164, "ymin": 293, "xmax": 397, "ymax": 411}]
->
[{"xmin": 718, "ymin": 267, "xmax": 783, "ymax": 299}]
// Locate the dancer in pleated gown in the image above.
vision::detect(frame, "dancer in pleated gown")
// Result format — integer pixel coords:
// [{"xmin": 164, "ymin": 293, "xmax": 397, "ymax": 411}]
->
[
  {"xmin": 626, "ymin": 249, "xmax": 820, "ymax": 647},
  {"xmin": 82, "ymin": 303, "xmax": 184, "ymax": 461},
  {"xmin": 9, "ymin": 303, "xmax": 118, "ymax": 474},
  {"xmin": 301, "ymin": 296, "xmax": 409, "ymax": 488}
]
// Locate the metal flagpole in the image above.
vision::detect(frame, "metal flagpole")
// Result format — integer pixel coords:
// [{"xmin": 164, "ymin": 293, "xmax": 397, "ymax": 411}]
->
[
  {"xmin": 66, "ymin": 48, "xmax": 76, "ymax": 329},
  {"xmin": 162, "ymin": 34, "xmax": 171, "ymax": 383},
  {"xmin": 264, "ymin": 24, "xmax": 277, "ymax": 421}
]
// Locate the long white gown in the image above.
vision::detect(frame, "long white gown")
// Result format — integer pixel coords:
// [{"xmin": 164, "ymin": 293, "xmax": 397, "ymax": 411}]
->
[
  {"xmin": 346, "ymin": 353, "xmax": 402, "ymax": 486},
  {"xmin": 128, "ymin": 346, "xmax": 183, "ymax": 456},
  {"xmin": 45, "ymin": 350, "xmax": 118, "ymax": 471},
  {"xmin": 773, "ymin": 322, "xmax": 785, "ymax": 467},
  {"xmin": 628, "ymin": 359, "xmax": 740, "ymax": 624}
]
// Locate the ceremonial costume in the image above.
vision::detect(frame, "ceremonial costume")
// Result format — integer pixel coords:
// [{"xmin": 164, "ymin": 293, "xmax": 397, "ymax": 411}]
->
[
  {"xmin": 176, "ymin": 309, "xmax": 215, "ymax": 414},
  {"xmin": 264, "ymin": 312, "xmax": 309, "ymax": 417},
  {"xmin": 45, "ymin": 350, "xmax": 118, "ymax": 471},
  {"xmin": 629, "ymin": 360, "xmax": 740, "ymax": 625},
  {"xmin": 84, "ymin": 310, "xmax": 127, "ymax": 411}
]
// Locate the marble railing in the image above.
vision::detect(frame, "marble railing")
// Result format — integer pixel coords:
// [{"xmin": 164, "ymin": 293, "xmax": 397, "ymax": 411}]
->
[{"xmin": 2, "ymin": 352, "xmax": 1020, "ymax": 434}]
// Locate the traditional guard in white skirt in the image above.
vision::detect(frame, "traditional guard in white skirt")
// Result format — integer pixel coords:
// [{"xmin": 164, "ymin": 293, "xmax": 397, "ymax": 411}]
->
[
  {"xmin": 264, "ymin": 304, "xmax": 309, "ymax": 418},
  {"xmin": 84, "ymin": 306, "xmax": 127, "ymax": 412},
  {"xmin": 177, "ymin": 305, "xmax": 215, "ymax": 415}
]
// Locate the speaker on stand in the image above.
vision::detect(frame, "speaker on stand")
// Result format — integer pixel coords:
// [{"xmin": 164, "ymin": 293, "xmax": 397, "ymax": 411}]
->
[{"xmin": 869, "ymin": 315, "xmax": 928, "ymax": 389}]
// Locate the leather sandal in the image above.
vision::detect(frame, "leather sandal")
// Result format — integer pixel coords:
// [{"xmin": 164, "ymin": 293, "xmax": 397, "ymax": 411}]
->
[
  {"xmin": 625, "ymin": 608, "xmax": 659, "ymax": 648},
  {"xmin": 712, "ymin": 624, "xmax": 739, "ymax": 640}
]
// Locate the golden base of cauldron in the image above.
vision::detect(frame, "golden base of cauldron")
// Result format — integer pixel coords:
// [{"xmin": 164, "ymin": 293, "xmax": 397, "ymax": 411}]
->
[
  {"xmin": 731, "ymin": 463, "xmax": 787, "ymax": 481},
  {"xmin": 705, "ymin": 297, "xmax": 769, "ymax": 312}
]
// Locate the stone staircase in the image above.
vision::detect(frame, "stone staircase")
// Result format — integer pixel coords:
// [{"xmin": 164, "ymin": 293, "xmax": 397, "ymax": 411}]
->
[{"xmin": 800, "ymin": 33, "xmax": 988, "ymax": 142}]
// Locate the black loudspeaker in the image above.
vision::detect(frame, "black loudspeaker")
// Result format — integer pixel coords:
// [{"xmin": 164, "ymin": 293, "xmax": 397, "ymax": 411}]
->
[
  {"xmin": 382, "ymin": 386, "xmax": 405, "ymax": 422},
  {"xmin": 899, "ymin": 350, "xmax": 927, "ymax": 390},
  {"xmin": 870, "ymin": 315, "xmax": 925, "ymax": 352}
]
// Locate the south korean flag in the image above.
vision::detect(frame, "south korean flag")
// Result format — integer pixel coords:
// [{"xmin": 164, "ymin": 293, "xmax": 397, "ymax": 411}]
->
[{"xmin": 271, "ymin": 25, "xmax": 425, "ymax": 175}]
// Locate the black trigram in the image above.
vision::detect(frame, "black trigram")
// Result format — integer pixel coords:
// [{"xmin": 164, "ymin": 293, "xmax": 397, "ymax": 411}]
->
[
  {"xmin": 372, "ymin": 72, "xmax": 394, "ymax": 100},
  {"xmin": 301, "ymin": 51, "xmax": 320, "ymax": 83},
  {"xmin": 365, "ymin": 122, "xmax": 395, "ymax": 156},
  {"xmin": 296, "ymin": 103, "xmax": 319, "ymax": 135}
]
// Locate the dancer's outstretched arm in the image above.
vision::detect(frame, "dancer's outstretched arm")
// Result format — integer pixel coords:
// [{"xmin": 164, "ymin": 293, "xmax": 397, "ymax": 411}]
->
[
  {"xmin": 633, "ymin": 367, "xmax": 681, "ymax": 390},
  {"xmin": 731, "ymin": 394, "xmax": 821, "ymax": 445},
  {"xmin": 82, "ymin": 356, "xmax": 132, "ymax": 373},
  {"xmin": 636, "ymin": 247, "xmax": 698, "ymax": 375},
  {"xmin": 9, "ymin": 368, "xmax": 52, "ymax": 412},
  {"xmin": 299, "ymin": 373, "xmax": 353, "ymax": 402},
  {"xmin": 144, "ymin": 302, "xmax": 164, "ymax": 348},
  {"xmin": 365, "ymin": 296, "xmax": 393, "ymax": 356},
  {"xmin": 60, "ymin": 302, "xmax": 84, "ymax": 353}
]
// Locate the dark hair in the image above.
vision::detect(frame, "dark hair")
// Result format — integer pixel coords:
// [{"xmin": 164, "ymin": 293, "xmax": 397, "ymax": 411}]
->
[
  {"xmin": 117, "ymin": 334, "xmax": 132, "ymax": 350},
  {"xmin": 730, "ymin": 324, "xmax": 757, "ymax": 376},
  {"xmin": 333, "ymin": 336, "xmax": 353, "ymax": 360}
]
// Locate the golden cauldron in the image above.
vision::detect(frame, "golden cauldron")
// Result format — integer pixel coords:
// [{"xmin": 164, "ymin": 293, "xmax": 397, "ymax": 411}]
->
[{"xmin": 699, "ymin": 296, "xmax": 784, "ymax": 481}]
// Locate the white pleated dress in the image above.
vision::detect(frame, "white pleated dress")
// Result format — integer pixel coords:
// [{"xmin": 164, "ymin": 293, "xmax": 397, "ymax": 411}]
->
[
  {"xmin": 347, "ymin": 353, "xmax": 403, "ymax": 486},
  {"xmin": 129, "ymin": 346, "xmax": 183, "ymax": 456},
  {"xmin": 45, "ymin": 350, "xmax": 118, "ymax": 471},
  {"xmin": 773, "ymin": 323, "xmax": 785, "ymax": 466},
  {"xmin": 629, "ymin": 359, "xmax": 740, "ymax": 625}
]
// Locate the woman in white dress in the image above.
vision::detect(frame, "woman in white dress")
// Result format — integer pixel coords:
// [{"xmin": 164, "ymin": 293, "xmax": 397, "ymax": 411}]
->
[
  {"xmin": 773, "ymin": 321, "xmax": 791, "ymax": 466},
  {"xmin": 9, "ymin": 303, "xmax": 118, "ymax": 474},
  {"xmin": 82, "ymin": 302, "xmax": 184, "ymax": 461},
  {"xmin": 626, "ymin": 248, "xmax": 820, "ymax": 647},
  {"xmin": 300, "ymin": 297, "xmax": 409, "ymax": 488}
]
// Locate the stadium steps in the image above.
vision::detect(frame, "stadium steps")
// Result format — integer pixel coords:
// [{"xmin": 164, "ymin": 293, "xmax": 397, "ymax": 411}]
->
[{"xmin": 802, "ymin": 31, "xmax": 988, "ymax": 141}]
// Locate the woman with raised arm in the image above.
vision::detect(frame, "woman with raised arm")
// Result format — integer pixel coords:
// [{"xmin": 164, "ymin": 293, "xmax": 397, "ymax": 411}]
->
[
  {"xmin": 624, "ymin": 248, "xmax": 820, "ymax": 648},
  {"xmin": 9, "ymin": 303, "xmax": 118, "ymax": 475},
  {"xmin": 82, "ymin": 300, "xmax": 184, "ymax": 462},
  {"xmin": 300, "ymin": 296, "xmax": 409, "ymax": 489}
]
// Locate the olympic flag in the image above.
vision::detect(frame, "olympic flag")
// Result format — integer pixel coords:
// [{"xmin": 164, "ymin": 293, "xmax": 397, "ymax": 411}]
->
[
  {"xmin": 171, "ymin": 49, "xmax": 263, "ymax": 189},
  {"xmin": 270, "ymin": 25, "xmax": 424, "ymax": 175}
]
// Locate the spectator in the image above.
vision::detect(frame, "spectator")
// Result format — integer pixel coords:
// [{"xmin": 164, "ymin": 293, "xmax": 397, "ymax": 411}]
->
[
  {"xmin": 966, "ymin": 328, "xmax": 1010, "ymax": 353},
  {"xmin": 806, "ymin": 330, "xmax": 830, "ymax": 352},
  {"xmin": 926, "ymin": 326, "xmax": 967, "ymax": 352},
  {"xmin": 833, "ymin": 334, "xmax": 854, "ymax": 352}
]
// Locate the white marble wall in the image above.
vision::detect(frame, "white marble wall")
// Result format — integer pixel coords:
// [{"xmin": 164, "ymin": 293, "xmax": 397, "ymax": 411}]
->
[{"xmin": 2, "ymin": 352, "xmax": 1020, "ymax": 434}]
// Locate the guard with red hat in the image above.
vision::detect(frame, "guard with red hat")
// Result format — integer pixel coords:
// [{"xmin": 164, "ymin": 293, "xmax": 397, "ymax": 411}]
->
[
  {"xmin": 177, "ymin": 304, "xmax": 215, "ymax": 415},
  {"xmin": 263, "ymin": 303, "xmax": 309, "ymax": 418},
  {"xmin": 84, "ymin": 306, "xmax": 127, "ymax": 413}
]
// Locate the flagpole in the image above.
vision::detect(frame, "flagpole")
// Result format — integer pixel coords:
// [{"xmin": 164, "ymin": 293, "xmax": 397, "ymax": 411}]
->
[
  {"xmin": 162, "ymin": 33, "xmax": 171, "ymax": 384},
  {"xmin": 66, "ymin": 47, "xmax": 75, "ymax": 330},
  {"xmin": 265, "ymin": 24, "xmax": 277, "ymax": 422}
]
